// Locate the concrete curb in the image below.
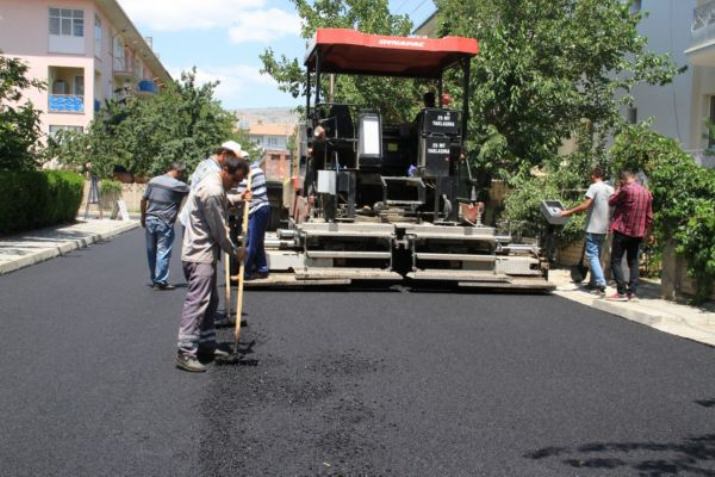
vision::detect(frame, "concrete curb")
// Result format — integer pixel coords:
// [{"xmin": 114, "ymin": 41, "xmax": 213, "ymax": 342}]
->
[
  {"xmin": 0, "ymin": 221, "xmax": 139, "ymax": 276},
  {"xmin": 553, "ymin": 289, "xmax": 715, "ymax": 348}
]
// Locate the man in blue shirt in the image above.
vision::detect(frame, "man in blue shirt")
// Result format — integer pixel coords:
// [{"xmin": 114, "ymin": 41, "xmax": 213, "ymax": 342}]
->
[{"xmin": 141, "ymin": 162, "xmax": 190, "ymax": 290}]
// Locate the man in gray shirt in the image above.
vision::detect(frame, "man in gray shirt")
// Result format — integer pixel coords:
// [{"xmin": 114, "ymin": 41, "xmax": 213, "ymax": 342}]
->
[
  {"xmin": 177, "ymin": 155, "xmax": 250, "ymax": 373},
  {"xmin": 141, "ymin": 162, "xmax": 190, "ymax": 290},
  {"xmin": 560, "ymin": 167, "xmax": 614, "ymax": 295}
]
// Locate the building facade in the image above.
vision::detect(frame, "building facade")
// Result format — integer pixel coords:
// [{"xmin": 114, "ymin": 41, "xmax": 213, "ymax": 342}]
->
[
  {"xmin": 0, "ymin": 0, "xmax": 171, "ymax": 138},
  {"xmin": 415, "ymin": 1, "xmax": 715, "ymax": 168}
]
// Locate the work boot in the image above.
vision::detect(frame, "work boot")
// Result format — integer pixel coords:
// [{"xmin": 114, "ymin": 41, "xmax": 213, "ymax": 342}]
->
[
  {"xmin": 198, "ymin": 345, "xmax": 232, "ymax": 360},
  {"xmin": 176, "ymin": 353, "xmax": 207, "ymax": 373}
]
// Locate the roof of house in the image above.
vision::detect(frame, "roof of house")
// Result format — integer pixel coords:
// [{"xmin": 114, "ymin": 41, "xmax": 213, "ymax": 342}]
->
[
  {"xmin": 96, "ymin": 0, "xmax": 172, "ymax": 84},
  {"xmin": 248, "ymin": 123, "xmax": 295, "ymax": 137}
]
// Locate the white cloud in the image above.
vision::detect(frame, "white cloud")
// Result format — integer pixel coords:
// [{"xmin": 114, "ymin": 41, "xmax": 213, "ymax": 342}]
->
[
  {"xmin": 170, "ymin": 64, "xmax": 277, "ymax": 105},
  {"xmin": 118, "ymin": 0, "xmax": 265, "ymax": 31},
  {"xmin": 118, "ymin": 0, "xmax": 301, "ymax": 43},
  {"xmin": 228, "ymin": 8, "xmax": 301, "ymax": 43}
]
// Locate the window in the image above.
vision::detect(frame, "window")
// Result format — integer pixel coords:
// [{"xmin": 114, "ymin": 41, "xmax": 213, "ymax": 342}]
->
[
  {"xmin": 73, "ymin": 75, "xmax": 84, "ymax": 96},
  {"xmin": 113, "ymin": 36, "xmax": 126, "ymax": 70},
  {"xmin": 627, "ymin": 107, "xmax": 637, "ymax": 124},
  {"xmin": 49, "ymin": 8, "xmax": 84, "ymax": 37},
  {"xmin": 267, "ymin": 136, "xmax": 279, "ymax": 146},
  {"xmin": 630, "ymin": 0, "xmax": 642, "ymax": 14},
  {"xmin": 94, "ymin": 14, "xmax": 102, "ymax": 56},
  {"xmin": 49, "ymin": 125, "xmax": 83, "ymax": 138}
]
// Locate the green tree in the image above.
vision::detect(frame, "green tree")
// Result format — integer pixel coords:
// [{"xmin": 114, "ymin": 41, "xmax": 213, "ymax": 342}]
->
[
  {"xmin": 260, "ymin": 0, "xmax": 426, "ymax": 123},
  {"xmin": 435, "ymin": 0, "xmax": 683, "ymax": 178},
  {"xmin": 0, "ymin": 53, "xmax": 45, "ymax": 171},
  {"xmin": 609, "ymin": 124, "xmax": 715, "ymax": 303},
  {"xmin": 50, "ymin": 69, "xmax": 247, "ymax": 178}
]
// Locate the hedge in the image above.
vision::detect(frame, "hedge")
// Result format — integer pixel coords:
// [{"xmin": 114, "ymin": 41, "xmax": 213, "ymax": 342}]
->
[{"xmin": 0, "ymin": 170, "xmax": 84, "ymax": 235}]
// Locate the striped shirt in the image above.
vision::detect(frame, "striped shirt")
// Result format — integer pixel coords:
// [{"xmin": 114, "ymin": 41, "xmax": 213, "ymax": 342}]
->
[
  {"xmin": 609, "ymin": 181, "xmax": 653, "ymax": 238},
  {"xmin": 233, "ymin": 165, "xmax": 269, "ymax": 216}
]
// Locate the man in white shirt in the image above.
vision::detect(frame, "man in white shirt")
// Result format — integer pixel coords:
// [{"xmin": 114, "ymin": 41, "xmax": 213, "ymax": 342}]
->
[{"xmin": 560, "ymin": 167, "xmax": 614, "ymax": 296}]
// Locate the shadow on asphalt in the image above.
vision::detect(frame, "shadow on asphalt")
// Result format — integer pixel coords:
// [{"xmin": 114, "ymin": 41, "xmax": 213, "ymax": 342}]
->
[
  {"xmin": 695, "ymin": 399, "xmax": 715, "ymax": 408},
  {"xmin": 241, "ymin": 281, "xmax": 552, "ymax": 296},
  {"xmin": 524, "ymin": 434, "xmax": 715, "ymax": 475}
]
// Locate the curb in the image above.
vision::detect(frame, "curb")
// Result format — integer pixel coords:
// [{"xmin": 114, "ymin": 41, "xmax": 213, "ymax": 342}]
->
[
  {"xmin": 553, "ymin": 289, "xmax": 715, "ymax": 348},
  {"xmin": 0, "ymin": 221, "xmax": 139, "ymax": 276}
]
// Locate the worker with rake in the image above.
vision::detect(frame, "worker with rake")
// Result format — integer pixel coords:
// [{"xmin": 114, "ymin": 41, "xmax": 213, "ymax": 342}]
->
[{"xmin": 176, "ymin": 154, "xmax": 250, "ymax": 373}]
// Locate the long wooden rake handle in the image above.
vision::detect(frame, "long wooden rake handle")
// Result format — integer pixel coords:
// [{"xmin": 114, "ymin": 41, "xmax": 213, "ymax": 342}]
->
[{"xmin": 235, "ymin": 172, "xmax": 252, "ymax": 344}]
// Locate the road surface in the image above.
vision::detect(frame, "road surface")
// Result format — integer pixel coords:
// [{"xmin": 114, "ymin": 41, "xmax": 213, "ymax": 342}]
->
[{"xmin": 0, "ymin": 229, "xmax": 713, "ymax": 476}]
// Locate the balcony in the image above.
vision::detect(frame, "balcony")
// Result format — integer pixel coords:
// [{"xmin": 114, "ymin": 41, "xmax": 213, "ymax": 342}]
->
[
  {"xmin": 48, "ymin": 94, "xmax": 84, "ymax": 113},
  {"xmin": 687, "ymin": 1, "xmax": 715, "ymax": 65},
  {"xmin": 113, "ymin": 58, "xmax": 136, "ymax": 80}
]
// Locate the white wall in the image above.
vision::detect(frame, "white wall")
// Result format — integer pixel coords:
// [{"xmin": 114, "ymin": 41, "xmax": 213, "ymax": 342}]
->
[{"xmin": 629, "ymin": 0, "xmax": 696, "ymax": 147}]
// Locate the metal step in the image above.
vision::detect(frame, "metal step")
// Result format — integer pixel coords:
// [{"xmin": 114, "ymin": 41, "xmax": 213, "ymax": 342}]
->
[
  {"xmin": 415, "ymin": 253, "xmax": 497, "ymax": 263},
  {"xmin": 295, "ymin": 268, "xmax": 403, "ymax": 281},
  {"xmin": 306, "ymin": 251, "xmax": 392, "ymax": 259},
  {"xmin": 406, "ymin": 270, "xmax": 510, "ymax": 282}
]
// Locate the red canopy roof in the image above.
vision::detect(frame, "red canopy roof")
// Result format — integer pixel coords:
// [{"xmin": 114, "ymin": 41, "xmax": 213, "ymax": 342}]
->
[{"xmin": 305, "ymin": 28, "xmax": 479, "ymax": 79}]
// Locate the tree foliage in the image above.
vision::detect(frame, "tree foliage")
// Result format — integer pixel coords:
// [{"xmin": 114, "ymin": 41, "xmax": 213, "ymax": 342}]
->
[
  {"xmin": 50, "ymin": 69, "xmax": 258, "ymax": 179},
  {"xmin": 609, "ymin": 124, "xmax": 715, "ymax": 302},
  {"xmin": 0, "ymin": 53, "xmax": 45, "ymax": 171},
  {"xmin": 435, "ymin": 0, "xmax": 683, "ymax": 177},
  {"xmin": 260, "ymin": 0, "xmax": 427, "ymax": 123}
]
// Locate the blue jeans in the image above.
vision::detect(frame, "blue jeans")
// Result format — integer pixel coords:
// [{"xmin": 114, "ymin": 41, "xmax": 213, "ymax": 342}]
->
[
  {"xmin": 585, "ymin": 232, "xmax": 606, "ymax": 288},
  {"xmin": 145, "ymin": 216, "xmax": 175, "ymax": 285},
  {"xmin": 245, "ymin": 206, "xmax": 271, "ymax": 277}
]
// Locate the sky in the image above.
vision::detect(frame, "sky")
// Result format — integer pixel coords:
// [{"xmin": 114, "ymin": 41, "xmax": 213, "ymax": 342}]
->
[{"xmin": 117, "ymin": 0, "xmax": 436, "ymax": 110}]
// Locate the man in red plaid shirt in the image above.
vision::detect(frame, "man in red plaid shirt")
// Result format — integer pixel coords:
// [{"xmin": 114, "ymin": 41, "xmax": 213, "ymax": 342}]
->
[{"xmin": 607, "ymin": 170, "xmax": 653, "ymax": 301}]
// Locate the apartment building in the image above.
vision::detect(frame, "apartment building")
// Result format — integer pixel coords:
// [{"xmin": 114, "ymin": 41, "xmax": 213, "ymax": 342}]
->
[
  {"xmin": 0, "ymin": 0, "xmax": 171, "ymax": 137},
  {"xmin": 248, "ymin": 122, "xmax": 295, "ymax": 180},
  {"xmin": 415, "ymin": 1, "xmax": 715, "ymax": 167}
]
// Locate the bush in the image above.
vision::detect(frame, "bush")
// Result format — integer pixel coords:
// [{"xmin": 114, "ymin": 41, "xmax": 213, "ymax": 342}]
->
[
  {"xmin": 610, "ymin": 124, "xmax": 715, "ymax": 303},
  {"xmin": 0, "ymin": 170, "xmax": 84, "ymax": 234},
  {"xmin": 99, "ymin": 179, "xmax": 123, "ymax": 196}
]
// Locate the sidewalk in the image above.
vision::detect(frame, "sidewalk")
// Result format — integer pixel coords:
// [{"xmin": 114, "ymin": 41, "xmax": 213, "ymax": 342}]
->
[
  {"xmin": 0, "ymin": 218, "xmax": 139, "ymax": 275},
  {"xmin": 550, "ymin": 268, "xmax": 715, "ymax": 347}
]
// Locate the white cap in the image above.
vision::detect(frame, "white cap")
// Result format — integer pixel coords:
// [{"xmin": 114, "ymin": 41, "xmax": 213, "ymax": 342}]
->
[{"xmin": 221, "ymin": 140, "xmax": 249, "ymax": 158}]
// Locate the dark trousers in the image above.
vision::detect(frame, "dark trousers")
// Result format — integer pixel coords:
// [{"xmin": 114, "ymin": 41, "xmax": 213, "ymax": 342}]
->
[
  {"xmin": 610, "ymin": 231, "xmax": 642, "ymax": 295},
  {"xmin": 177, "ymin": 261, "xmax": 218, "ymax": 357},
  {"xmin": 245, "ymin": 206, "xmax": 271, "ymax": 276}
]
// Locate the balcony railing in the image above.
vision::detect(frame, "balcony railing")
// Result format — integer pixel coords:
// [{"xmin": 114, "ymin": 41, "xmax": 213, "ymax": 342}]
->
[
  {"xmin": 113, "ymin": 58, "xmax": 135, "ymax": 78},
  {"xmin": 48, "ymin": 94, "xmax": 84, "ymax": 113}
]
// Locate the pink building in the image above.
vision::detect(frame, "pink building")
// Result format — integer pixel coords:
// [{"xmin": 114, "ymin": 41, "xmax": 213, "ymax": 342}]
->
[{"xmin": 0, "ymin": 0, "xmax": 171, "ymax": 137}]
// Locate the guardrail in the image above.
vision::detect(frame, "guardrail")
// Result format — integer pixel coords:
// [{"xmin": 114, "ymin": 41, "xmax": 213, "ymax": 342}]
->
[{"xmin": 48, "ymin": 94, "xmax": 84, "ymax": 113}]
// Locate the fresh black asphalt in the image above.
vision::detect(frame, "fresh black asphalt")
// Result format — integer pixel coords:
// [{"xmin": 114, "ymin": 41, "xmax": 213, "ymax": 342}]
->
[{"xmin": 0, "ymin": 228, "xmax": 713, "ymax": 476}]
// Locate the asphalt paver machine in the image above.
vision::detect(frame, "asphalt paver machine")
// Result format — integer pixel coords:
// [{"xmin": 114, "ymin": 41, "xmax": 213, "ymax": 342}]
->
[{"xmin": 252, "ymin": 28, "xmax": 552, "ymax": 290}]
